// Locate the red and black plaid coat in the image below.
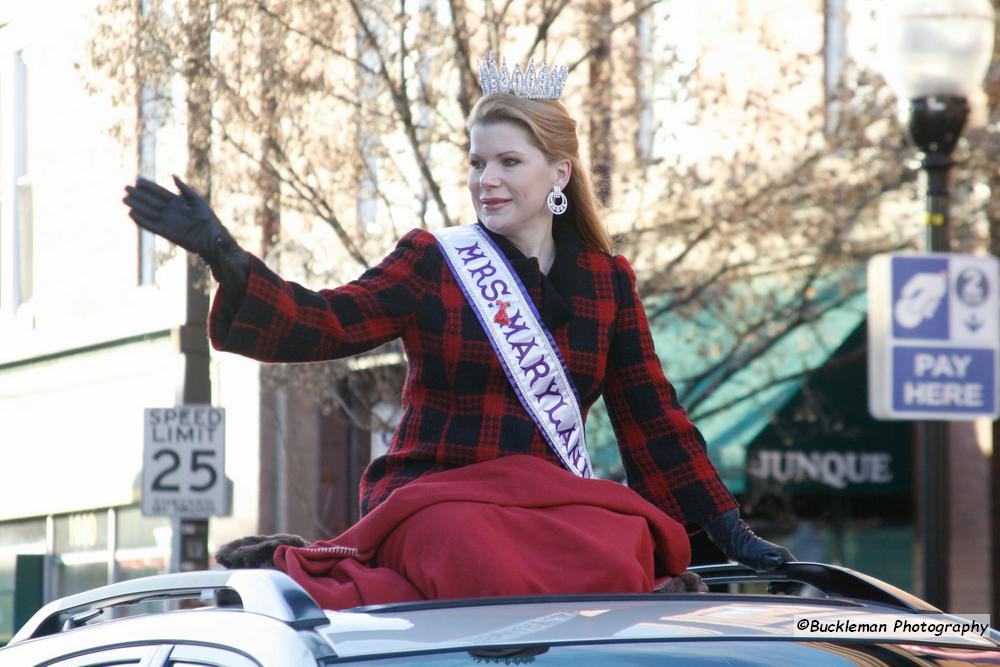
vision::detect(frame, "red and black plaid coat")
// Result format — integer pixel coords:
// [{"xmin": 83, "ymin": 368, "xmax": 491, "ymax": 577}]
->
[{"xmin": 209, "ymin": 220, "xmax": 737, "ymax": 528}]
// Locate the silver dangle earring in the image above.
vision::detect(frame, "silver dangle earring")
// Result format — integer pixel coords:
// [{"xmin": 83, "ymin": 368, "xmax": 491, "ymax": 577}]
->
[{"xmin": 547, "ymin": 184, "xmax": 568, "ymax": 215}]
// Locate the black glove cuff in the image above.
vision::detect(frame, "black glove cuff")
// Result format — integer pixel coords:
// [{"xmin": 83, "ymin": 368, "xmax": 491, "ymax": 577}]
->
[
  {"xmin": 199, "ymin": 230, "xmax": 238, "ymax": 266},
  {"xmin": 203, "ymin": 233, "xmax": 249, "ymax": 308},
  {"xmin": 701, "ymin": 509, "xmax": 795, "ymax": 570},
  {"xmin": 701, "ymin": 509, "xmax": 740, "ymax": 554}
]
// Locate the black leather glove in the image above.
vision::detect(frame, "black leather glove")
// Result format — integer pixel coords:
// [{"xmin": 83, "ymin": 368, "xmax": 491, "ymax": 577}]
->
[
  {"xmin": 214, "ymin": 534, "xmax": 310, "ymax": 569},
  {"xmin": 124, "ymin": 176, "xmax": 231, "ymax": 260},
  {"xmin": 122, "ymin": 176, "xmax": 249, "ymax": 297},
  {"xmin": 702, "ymin": 509, "xmax": 794, "ymax": 571}
]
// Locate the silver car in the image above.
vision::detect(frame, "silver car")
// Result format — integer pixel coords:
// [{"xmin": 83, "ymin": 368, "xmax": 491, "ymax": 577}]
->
[{"xmin": 1, "ymin": 563, "xmax": 997, "ymax": 665}]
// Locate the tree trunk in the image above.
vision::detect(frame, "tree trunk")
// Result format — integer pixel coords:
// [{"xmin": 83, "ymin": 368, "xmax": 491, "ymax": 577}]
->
[
  {"xmin": 258, "ymin": 5, "xmax": 282, "ymax": 258},
  {"xmin": 588, "ymin": 0, "xmax": 613, "ymax": 206},
  {"xmin": 181, "ymin": 0, "xmax": 212, "ymax": 405}
]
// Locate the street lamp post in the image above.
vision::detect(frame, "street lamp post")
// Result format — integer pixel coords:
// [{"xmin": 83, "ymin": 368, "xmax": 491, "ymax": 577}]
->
[
  {"xmin": 908, "ymin": 95, "xmax": 968, "ymax": 610},
  {"xmin": 878, "ymin": 0, "xmax": 994, "ymax": 611}
]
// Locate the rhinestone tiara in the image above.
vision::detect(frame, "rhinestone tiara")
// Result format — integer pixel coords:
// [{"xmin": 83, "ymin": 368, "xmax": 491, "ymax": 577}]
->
[{"xmin": 478, "ymin": 52, "xmax": 569, "ymax": 100}]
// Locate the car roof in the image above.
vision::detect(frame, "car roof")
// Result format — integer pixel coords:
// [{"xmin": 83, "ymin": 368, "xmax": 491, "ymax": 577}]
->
[
  {"xmin": 319, "ymin": 594, "xmax": 997, "ymax": 659},
  {"xmin": 5, "ymin": 563, "xmax": 997, "ymax": 663}
]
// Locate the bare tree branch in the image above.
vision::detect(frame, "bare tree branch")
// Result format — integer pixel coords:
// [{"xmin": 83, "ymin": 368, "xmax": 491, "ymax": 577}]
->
[{"xmin": 346, "ymin": 0, "xmax": 455, "ymax": 226}]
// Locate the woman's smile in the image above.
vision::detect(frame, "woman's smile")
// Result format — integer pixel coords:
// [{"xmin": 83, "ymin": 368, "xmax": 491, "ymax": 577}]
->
[{"xmin": 480, "ymin": 197, "xmax": 511, "ymax": 211}]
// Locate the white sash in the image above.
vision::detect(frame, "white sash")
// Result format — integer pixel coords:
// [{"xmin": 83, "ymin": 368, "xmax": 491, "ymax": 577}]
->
[{"xmin": 433, "ymin": 225, "xmax": 592, "ymax": 478}]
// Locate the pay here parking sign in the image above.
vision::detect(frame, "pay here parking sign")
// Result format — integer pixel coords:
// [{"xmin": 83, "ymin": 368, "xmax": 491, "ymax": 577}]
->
[{"xmin": 868, "ymin": 253, "xmax": 1000, "ymax": 420}]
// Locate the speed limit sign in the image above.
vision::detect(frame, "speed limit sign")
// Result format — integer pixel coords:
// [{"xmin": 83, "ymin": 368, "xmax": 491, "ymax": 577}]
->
[{"xmin": 141, "ymin": 406, "xmax": 228, "ymax": 518}]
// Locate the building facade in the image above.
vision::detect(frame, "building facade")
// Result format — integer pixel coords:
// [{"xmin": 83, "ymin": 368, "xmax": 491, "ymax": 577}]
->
[{"xmin": 0, "ymin": 0, "xmax": 262, "ymax": 641}]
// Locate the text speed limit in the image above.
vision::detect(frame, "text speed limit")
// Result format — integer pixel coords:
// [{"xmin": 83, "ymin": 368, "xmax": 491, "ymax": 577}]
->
[{"xmin": 142, "ymin": 406, "xmax": 229, "ymax": 518}]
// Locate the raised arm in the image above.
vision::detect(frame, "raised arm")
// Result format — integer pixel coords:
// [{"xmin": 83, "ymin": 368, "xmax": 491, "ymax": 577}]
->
[
  {"xmin": 208, "ymin": 229, "xmax": 437, "ymax": 362},
  {"xmin": 124, "ymin": 177, "xmax": 437, "ymax": 363}
]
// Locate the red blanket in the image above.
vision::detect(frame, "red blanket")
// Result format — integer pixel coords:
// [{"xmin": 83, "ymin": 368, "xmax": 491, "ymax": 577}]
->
[{"xmin": 274, "ymin": 455, "xmax": 690, "ymax": 609}]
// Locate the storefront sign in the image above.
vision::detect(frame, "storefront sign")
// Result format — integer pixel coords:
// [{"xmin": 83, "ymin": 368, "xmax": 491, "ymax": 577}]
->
[{"xmin": 746, "ymin": 447, "xmax": 907, "ymax": 495}]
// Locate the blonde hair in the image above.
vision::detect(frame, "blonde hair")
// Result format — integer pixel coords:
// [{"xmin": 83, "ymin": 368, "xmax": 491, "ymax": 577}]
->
[{"xmin": 466, "ymin": 93, "xmax": 613, "ymax": 255}]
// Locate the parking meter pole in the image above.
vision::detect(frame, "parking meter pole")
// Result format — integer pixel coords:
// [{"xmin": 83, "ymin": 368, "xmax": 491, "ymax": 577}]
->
[
  {"xmin": 909, "ymin": 95, "xmax": 966, "ymax": 612},
  {"xmin": 168, "ymin": 263, "xmax": 213, "ymax": 574},
  {"xmin": 167, "ymin": 260, "xmax": 214, "ymax": 574}
]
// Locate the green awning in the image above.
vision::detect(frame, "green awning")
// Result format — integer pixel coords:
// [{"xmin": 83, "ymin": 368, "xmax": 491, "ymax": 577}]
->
[{"xmin": 586, "ymin": 271, "xmax": 867, "ymax": 495}]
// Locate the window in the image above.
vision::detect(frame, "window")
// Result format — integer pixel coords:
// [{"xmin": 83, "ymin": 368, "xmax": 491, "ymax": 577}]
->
[
  {"xmin": 137, "ymin": 0, "xmax": 159, "ymax": 286},
  {"xmin": 1, "ymin": 49, "xmax": 32, "ymax": 312},
  {"xmin": 0, "ymin": 506, "xmax": 174, "ymax": 629},
  {"xmin": 44, "ymin": 644, "xmax": 167, "ymax": 666},
  {"xmin": 115, "ymin": 506, "xmax": 170, "ymax": 581},
  {"xmin": 137, "ymin": 81, "xmax": 156, "ymax": 286},
  {"xmin": 112, "ymin": 507, "xmax": 171, "ymax": 619},
  {"xmin": 0, "ymin": 518, "xmax": 47, "ymax": 642},
  {"xmin": 167, "ymin": 644, "xmax": 260, "ymax": 666},
  {"xmin": 15, "ymin": 174, "xmax": 31, "ymax": 304},
  {"xmin": 824, "ymin": 0, "xmax": 847, "ymax": 132},
  {"xmin": 53, "ymin": 511, "xmax": 110, "ymax": 598},
  {"xmin": 44, "ymin": 643, "xmax": 260, "ymax": 667},
  {"xmin": 13, "ymin": 49, "xmax": 30, "ymax": 307}
]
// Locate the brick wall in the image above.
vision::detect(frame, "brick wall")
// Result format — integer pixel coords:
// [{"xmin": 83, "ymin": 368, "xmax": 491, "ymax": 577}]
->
[{"xmin": 948, "ymin": 420, "xmax": 993, "ymax": 613}]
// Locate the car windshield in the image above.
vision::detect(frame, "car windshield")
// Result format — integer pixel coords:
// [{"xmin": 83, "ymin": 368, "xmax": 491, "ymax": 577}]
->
[{"xmin": 335, "ymin": 640, "xmax": 1000, "ymax": 666}]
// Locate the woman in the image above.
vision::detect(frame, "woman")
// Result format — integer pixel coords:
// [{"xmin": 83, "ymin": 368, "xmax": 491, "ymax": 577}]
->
[{"xmin": 123, "ymin": 55, "xmax": 792, "ymax": 607}]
